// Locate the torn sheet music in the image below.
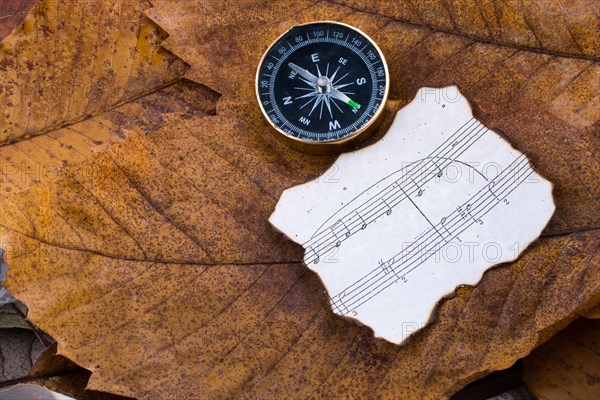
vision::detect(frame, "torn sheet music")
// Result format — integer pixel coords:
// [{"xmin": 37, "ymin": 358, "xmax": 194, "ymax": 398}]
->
[{"xmin": 269, "ymin": 86, "xmax": 555, "ymax": 345}]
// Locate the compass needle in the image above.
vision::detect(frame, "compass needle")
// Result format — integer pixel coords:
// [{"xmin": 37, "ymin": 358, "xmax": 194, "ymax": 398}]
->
[
  {"xmin": 289, "ymin": 62, "xmax": 318, "ymax": 84},
  {"xmin": 298, "ymin": 77, "xmax": 316, "ymax": 88},
  {"xmin": 330, "ymin": 87, "xmax": 361, "ymax": 110},
  {"xmin": 257, "ymin": 21, "xmax": 388, "ymax": 153}
]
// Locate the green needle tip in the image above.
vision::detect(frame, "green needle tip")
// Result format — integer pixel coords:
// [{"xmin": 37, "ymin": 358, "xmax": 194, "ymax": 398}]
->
[{"xmin": 348, "ymin": 100, "xmax": 361, "ymax": 110}]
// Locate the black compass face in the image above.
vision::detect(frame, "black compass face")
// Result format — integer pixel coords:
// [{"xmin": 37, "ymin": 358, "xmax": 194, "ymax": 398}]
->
[{"xmin": 256, "ymin": 22, "xmax": 388, "ymax": 143}]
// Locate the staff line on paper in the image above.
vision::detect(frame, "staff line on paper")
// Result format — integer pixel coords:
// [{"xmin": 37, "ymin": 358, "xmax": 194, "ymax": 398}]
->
[
  {"xmin": 330, "ymin": 155, "xmax": 532, "ymax": 315},
  {"xmin": 304, "ymin": 118, "xmax": 490, "ymax": 264},
  {"xmin": 332, "ymin": 154, "xmax": 528, "ymax": 305}
]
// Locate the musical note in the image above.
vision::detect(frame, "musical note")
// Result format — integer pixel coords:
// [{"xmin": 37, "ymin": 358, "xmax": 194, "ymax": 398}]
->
[
  {"xmin": 440, "ymin": 217, "xmax": 451, "ymax": 236},
  {"xmin": 382, "ymin": 199, "xmax": 392, "ymax": 215},
  {"xmin": 460, "ymin": 204, "xmax": 476, "ymax": 223},
  {"xmin": 470, "ymin": 206, "xmax": 483, "ymax": 225},
  {"xmin": 411, "ymin": 178, "xmax": 424, "ymax": 197},
  {"xmin": 379, "ymin": 258, "xmax": 392, "ymax": 274},
  {"xmin": 489, "ymin": 181, "xmax": 500, "ymax": 201},
  {"xmin": 333, "ymin": 291, "xmax": 355, "ymax": 315},
  {"xmin": 464, "ymin": 204, "xmax": 483, "ymax": 224},
  {"xmin": 357, "ymin": 212, "xmax": 367, "ymax": 229},
  {"xmin": 432, "ymin": 159, "xmax": 444, "ymax": 177},
  {"xmin": 330, "ymin": 226, "xmax": 341, "ymax": 247},
  {"xmin": 306, "ymin": 246, "xmax": 319, "ymax": 264},
  {"xmin": 340, "ymin": 219, "xmax": 351, "ymax": 237}
]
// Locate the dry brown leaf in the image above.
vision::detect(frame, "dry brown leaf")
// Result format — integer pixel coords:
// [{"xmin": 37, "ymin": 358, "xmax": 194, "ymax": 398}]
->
[
  {"xmin": 2, "ymin": 175, "xmax": 599, "ymax": 399},
  {"xmin": 522, "ymin": 318, "xmax": 600, "ymax": 400},
  {"xmin": 0, "ymin": 328, "xmax": 45, "ymax": 382},
  {"xmin": 149, "ymin": 0, "xmax": 600, "ymax": 235},
  {"xmin": 0, "ymin": 78, "xmax": 218, "ymax": 195},
  {"xmin": 0, "ymin": 0, "xmax": 37, "ymax": 41},
  {"xmin": 332, "ymin": 0, "xmax": 600, "ymax": 59},
  {"xmin": 582, "ymin": 303, "xmax": 600, "ymax": 319},
  {"xmin": 0, "ymin": 0, "xmax": 599, "ymax": 399},
  {"xmin": 0, "ymin": 0, "xmax": 202, "ymax": 196},
  {"xmin": 0, "ymin": 0, "xmax": 190, "ymax": 144}
]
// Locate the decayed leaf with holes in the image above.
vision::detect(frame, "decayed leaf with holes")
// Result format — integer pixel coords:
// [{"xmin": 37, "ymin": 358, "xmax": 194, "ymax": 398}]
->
[
  {"xmin": 522, "ymin": 318, "xmax": 600, "ymax": 400},
  {"xmin": 1, "ymin": 0, "xmax": 599, "ymax": 399}
]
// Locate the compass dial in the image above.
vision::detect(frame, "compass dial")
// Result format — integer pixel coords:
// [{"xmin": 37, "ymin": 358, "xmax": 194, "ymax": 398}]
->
[{"xmin": 256, "ymin": 21, "xmax": 389, "ymax": 152}]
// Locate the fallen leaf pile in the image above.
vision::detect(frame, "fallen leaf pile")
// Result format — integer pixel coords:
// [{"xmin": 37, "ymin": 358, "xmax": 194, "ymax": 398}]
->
[{"xmin": 0, "ymin": 1, "xmax": 598, "ymax": 399}]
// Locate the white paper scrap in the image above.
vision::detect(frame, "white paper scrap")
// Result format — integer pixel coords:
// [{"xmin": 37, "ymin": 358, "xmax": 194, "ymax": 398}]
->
[{"xmin": 269, "ymin": 86, "xmax": 555, "ymax": 344}]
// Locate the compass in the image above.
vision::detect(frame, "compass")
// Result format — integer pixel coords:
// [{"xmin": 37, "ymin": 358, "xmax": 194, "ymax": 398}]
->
[{"xmin": 256, "ymin": 21, "xmax": 389, "ymax": 154}]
